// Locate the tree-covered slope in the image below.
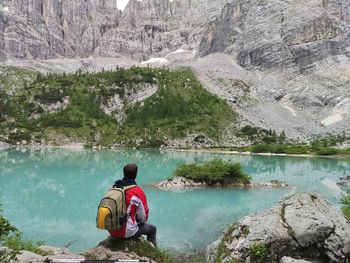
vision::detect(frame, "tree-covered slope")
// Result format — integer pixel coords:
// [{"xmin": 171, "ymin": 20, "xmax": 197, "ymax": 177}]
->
[{"xmin": 0, "ymin": 66, "xmax": 236, "ymax": 147}]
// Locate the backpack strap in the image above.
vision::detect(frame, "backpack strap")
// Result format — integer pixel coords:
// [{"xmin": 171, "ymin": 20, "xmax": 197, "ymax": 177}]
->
[{"xmin": 122, "ymin": 184, "xmax": 137, "ymax": 191}]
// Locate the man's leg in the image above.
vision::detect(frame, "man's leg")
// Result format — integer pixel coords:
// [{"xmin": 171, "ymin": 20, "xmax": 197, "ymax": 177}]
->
[{"xmin": 134, "ymin": 223, "xmax": 157, "ymax": 246}]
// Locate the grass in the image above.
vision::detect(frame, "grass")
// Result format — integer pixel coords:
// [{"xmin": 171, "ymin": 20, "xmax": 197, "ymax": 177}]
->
[
  {"xmin": 249, "ymin": 243, "xmax": 269, "ymax": 261},
  {"xmin": 341, "ymin": 190, "xmax": 350, "ymax": 220},
  {"xmin": 215, "ymin": 224, "xmax": 237, "ymax": 263},
  {"xmin": 96, "ymin": 237, "xmax": 176, "ymax": 263},
  {"xmin": 0, "ymin": 66, "xmax": 236, "ymax": 147},
  {"xmin": 173, "ymin": 159, "xmax": 251, "ymax": 186}
]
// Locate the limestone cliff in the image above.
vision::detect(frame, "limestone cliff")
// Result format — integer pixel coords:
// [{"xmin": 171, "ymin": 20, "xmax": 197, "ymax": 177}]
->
[
  {"xmin": 199, "ymin": 0, "xmax": 350, "ymax": 72},
  {"xmin": 1, "ymin": 0, "xmax": 350, "ymax": 140},
  {"xmin": 0, "ymin": 0, "xmax": 119, "ymax": 61}
]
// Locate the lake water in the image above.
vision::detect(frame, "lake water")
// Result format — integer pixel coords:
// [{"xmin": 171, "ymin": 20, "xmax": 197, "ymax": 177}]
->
[{"xmin": 0, "ymin": 148, "xmax": 349, "ymax": 253}]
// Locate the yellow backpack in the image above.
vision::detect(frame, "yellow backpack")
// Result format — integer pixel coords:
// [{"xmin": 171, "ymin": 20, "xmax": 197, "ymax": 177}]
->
[{"xmin": 96, "ymin": 185, "xmax": 136, "ymax": 230}]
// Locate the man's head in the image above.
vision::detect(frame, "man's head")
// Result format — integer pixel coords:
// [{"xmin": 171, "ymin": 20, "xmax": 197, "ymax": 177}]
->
[{"xmin": 123, "ymin": 163, "xmax": 138, "ymax": 179}]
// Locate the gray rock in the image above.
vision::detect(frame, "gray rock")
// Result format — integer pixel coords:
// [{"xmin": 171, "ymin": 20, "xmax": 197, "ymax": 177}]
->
[
  {"xmin": 0, "ymin": 141, "xmax": 9, "ymax": 150},
  {"xmin": 155, "ymin": 177, "xmax": 288, "ymax": 191},
  {"xmin": 199, "ymin": 0, "xmax": 350, "ymax": 71},
  {"xmin": 83, "ymin": 236, "xmax": 153, "ymax": 262},
  {"xmin": 280, "ymin": 256, "xmax": 313, "ymax": 263},
  {"xmin": 155, "ymin": 176, "xmax": 206, "ymax": 190},
  {"xmin": 1, "ymin": 0, "xmax": 119, "ymax": 61},
  {"xmin": 38, "ymin": 245, "xmax": 74, "ymax": 256},
  {"xmin": 206, "ymin": 192, "xmax": 350, "ymax": 262},
  {"xmin": 15, "ymin": 246, "xmax": 85, "ymax": 262},
  {"xmin": 16, "ymin": 250, "xmax": 45, "ymax": 263}
]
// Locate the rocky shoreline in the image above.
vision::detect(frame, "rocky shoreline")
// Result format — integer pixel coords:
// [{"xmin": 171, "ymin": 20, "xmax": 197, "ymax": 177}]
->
[
  {"xmin": 12, "ymin": 238, "xmax": 153, "ymax": 263},
  {"xmin": 155, "ymin": 176, "xmax": 288, "ymax": 191},
  {"xmin": 206, "ymin": 193, "xmax": 350, "ymax": 262},
  {"xmin": 1, "ymin": 143, "xmax": 349, "ymax": 162}
]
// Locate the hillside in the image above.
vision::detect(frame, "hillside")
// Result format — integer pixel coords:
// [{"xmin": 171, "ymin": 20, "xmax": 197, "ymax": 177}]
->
[{"xmin": 0, "ymin": 66, "xmax": 237, "ymax": 147}]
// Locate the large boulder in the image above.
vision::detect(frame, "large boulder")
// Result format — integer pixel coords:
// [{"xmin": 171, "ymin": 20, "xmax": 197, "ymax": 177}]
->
[
  {"xmin": 82, "ymin": 236, "xmax": 154, "ymax": 262},
  {"xmin": 16, "ymin": 245, "xmax": 84, "ymax": 263},
  {"xmin": 207, "ymin": 192, "xmax": 350, "ymax": 262}
]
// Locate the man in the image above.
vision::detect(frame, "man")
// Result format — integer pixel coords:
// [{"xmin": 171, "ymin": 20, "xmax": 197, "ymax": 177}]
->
[{"xmin": 109, "ymin": 163, "xmax": 157, "ymax": 246}]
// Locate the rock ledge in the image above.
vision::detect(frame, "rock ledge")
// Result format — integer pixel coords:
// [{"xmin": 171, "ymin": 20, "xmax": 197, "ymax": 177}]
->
[{"xmin": 206, "ymin": 192, "xmax": 350, "ymax": 262}]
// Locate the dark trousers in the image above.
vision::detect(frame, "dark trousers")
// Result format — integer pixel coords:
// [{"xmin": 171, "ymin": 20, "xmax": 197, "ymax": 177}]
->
[{"xmin": 133, "ymin": 223, "xmax": 157, "ymax": 246}]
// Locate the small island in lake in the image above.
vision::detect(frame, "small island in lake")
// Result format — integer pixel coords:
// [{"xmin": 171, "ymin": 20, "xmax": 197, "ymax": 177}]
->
[{"xmin": 155, "ymin": 159, "xmax": 288, "ymax": 190}]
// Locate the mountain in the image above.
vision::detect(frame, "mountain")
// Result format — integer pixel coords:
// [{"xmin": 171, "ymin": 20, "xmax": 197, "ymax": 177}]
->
[
  {"xmin": 0, "ymin": 0, "xmax": 119, "ymax": 61},
  {"xmin": 0, "ymin": 0, "xmax": 349, "ymax": 143}
]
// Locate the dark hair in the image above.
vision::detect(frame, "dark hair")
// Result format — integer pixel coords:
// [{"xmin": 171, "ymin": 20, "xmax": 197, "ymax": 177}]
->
[{"xmin": 123, "ymin": 163, "xmax": 138, "ymax": 179}]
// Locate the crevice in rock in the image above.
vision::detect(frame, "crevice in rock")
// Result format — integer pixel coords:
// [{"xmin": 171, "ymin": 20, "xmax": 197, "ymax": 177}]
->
[{"xmin": 280, "ymin": 203, "xmax": 301, "ymax": 247}]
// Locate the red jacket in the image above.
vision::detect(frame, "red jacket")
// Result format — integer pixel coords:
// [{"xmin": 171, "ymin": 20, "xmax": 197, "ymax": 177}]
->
[{"xmin": 109, "ymin": 185, "xmax": 149, "ymax": 238}]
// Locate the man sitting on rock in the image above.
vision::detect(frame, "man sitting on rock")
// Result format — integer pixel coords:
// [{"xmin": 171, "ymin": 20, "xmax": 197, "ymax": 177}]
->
[{"xmin": 109, "ymin": 163, "xmax": 157, "ymax": 246}]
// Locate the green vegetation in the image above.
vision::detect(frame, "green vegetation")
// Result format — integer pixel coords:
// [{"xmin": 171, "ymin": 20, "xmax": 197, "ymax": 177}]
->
[
  {"xmin": 236, "ymin": 125, "xmax": 350, "ymax": 156},
  {"xmin": 128, "ymin": 240, "xmax": 173, "ymax": 263},
  {"xmin": 242, "ymin": 226, "xmax": 250, "ymax": 237},
  {"xmin": 287, "ymin": 228, "xmax": 295, "ymax": 238},
  {"xmin": 249, "ymin": 243, "xmax": 269, "ymax": 261},
  {"xmin": 0, "ymin": 66, "xmax": 235, "ymax": 147},
  {"xmin": 98, "ymin": 237, "xmax": 187, "ymax": 263},
  {"xmin": 215, "ymin": 224, "xmax": 237, "ymax": 263},
  {"xmin": 341, "ymin": 190, "xmax": 350, "ymax": 220},
  {"xmin": 249, "ymin": 144, "xmax": 349, "ymax": 156},
  {"xmin": 174, "ymin": 159, "xmax": 251, "ymax": 186},
  {"xmin": 237, "ymin": 126, "xmax": 286, "ymax": 145},
  {"xmin": 0, "ymin": 204, "xmax": 46, "ymax": 262}
]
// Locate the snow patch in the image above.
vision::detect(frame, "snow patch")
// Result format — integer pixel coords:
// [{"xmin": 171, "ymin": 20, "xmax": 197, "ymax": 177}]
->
[
  {"xmin": 169, "ymin": 49, "xmax": 187, "ymax": 55},
  {"xmin": 282, "ymin": 104, "xmax": 297, "ymax": 117},
  {"xmin": 321, "ymin": 114, "xmax": 343, "ymax": 126},
  {"xmin": 140, "ymin": 57, "xmax": 168, "ymax": 64},
  {"xmin": 3, "ymin": 6, "xmax": 9, "ymax": 12},
  {"xmin": 321, "ymin": 98, "xmax": 350, "ymax": 126}
]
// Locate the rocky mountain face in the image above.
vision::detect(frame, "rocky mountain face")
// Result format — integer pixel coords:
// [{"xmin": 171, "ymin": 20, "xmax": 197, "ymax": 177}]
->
[
  {"xmin": 1, "ymin": 0, "xmax": 350, "ymax": 140},
  {"xmin": 199, "ymin": 0, "xmax": 350, "ymax": 72},
  {"xmin": 98, "ymin": 0, "xmax": 228, "ymax": 60},
  {"xmin": 0, "ymin": 0, "xmax": 119, "ymax": 61}
]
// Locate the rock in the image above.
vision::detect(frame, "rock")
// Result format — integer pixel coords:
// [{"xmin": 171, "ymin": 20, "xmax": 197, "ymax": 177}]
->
[
  {"xmin": 280, "ymin": 256, "xmax": 313, "ymax": 263},
  {"xmin": 38, "ymin": 245, "xmax": 74, "ymax": 256},
  {"xmin": 207, "ymin": 192, "xmax": 350, "ymax": 262},
  {"xmin": 0, "ymin": 141, "xmax": 10, "ymax": 150},
  {"xmin": 38, "ymin": 245, "xmax": 85, "ymax": 261},
  {"xmin": 199, "ymin": 0, "xmax": 350, "ymax": 71},
  {"xmin": 1, "ymin": 0, "xmax": 119, "ymax": 61},
  {"xmin": 155, "ymin": 177, "xmax": 206, "ymax": 190},
  {"xmin": 155, "ymin": 177, "xmax": 288, "ymax": 191},
  {"xmin": 14, "ymin": 246, "xmax": 84, "ymax": 263},
  {"xmin": 16, "ymin": 250, "xmax": 45, "ymax": 263},
  {"xmin": 82, "ymin": 236, "xmax": 153, "ymax": 262},
  {"xmin": 250, "ymin": 181, "xmax": 289, "ymax": 188}
]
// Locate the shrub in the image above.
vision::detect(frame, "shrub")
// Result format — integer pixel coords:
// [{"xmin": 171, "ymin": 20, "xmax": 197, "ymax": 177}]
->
[
  {"xmin": 174, "ymin": 159, "xmax": 250, "ymax": 185},
  {"xmin": 0, "ymin": 204, "xmax": 46, "ymax": 262},
  {"xmin": 251, "ymin": 144, "xmax": 273, "ymax": 153},
  {"xmin": 249, "ymin": 243, "xmax": 268, "ymax": 261},
  {"xmin": 284, "ymin": 145, "xmax": 309, "ymax": 154},
  {"xmin": 315, "ymin": 148, "xmax": 338, "ymax": 156}
]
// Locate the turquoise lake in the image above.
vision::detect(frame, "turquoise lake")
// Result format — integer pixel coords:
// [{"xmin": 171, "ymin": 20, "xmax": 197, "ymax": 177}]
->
[{"xmin": 0, "ymin": 148, "xmax": 349, "ymax": 253}]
